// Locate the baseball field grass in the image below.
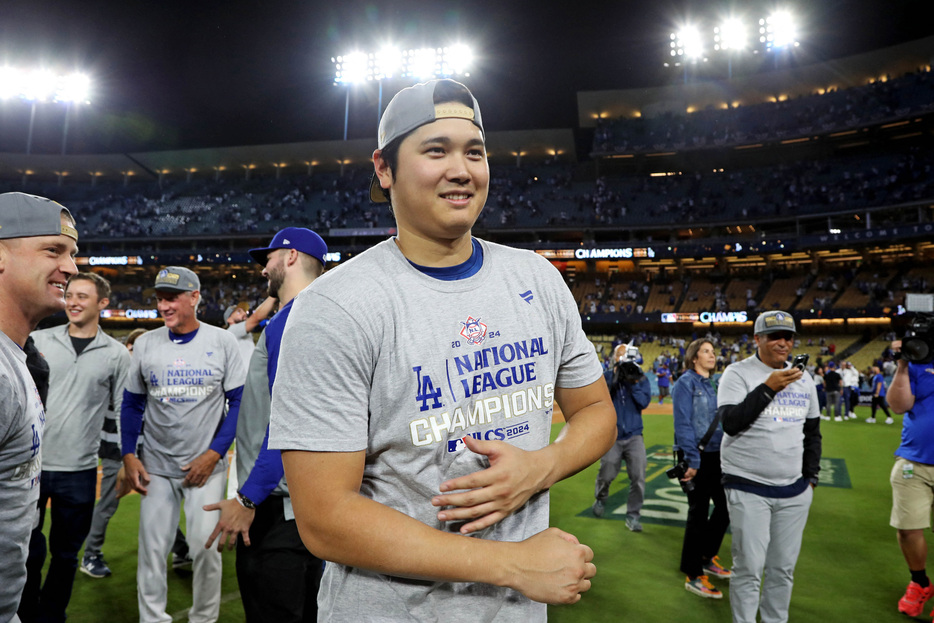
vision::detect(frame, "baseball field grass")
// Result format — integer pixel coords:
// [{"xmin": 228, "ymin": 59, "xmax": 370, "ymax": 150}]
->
[{"xmin": 44, "ymin": 404, "xmax": 919, "ymax": 621}]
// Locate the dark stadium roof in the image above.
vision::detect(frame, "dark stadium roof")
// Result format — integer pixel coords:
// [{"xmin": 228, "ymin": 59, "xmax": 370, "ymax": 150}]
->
[{"xmin": 2, "ymin": 0, "xmax": 933, "ymax": 154}]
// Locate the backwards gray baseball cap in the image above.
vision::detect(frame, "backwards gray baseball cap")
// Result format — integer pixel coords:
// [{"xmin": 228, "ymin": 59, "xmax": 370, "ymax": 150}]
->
[
  {"xmin": 154, "ymin": 266, "xmax": 200, "ymax": 293},
  {"xmin": 369, "ymin": 78, "xmax": 484, "ymax": 203},
  {"xmin": 0, "ymin": 192, "xmax": 77, "ymax": 241},
  {"xmin": 754, "ymin": 310, "xmax": 797, "ymax": 335}
]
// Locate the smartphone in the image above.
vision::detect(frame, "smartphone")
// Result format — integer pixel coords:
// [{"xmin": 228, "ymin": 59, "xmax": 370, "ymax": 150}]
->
[{"xmin": 792, "ymin": 353, "xmax": 809, "ymax": 371}]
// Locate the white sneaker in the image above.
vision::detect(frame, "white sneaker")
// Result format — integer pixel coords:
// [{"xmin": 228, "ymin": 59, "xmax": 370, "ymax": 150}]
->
[
  {"xmin": 834, "ymin": 416, "xmax": 843, "ymax": 422},
  {"xmin": 849, "ymin": 412, "xmax": 858, "ymax": 419},
  {"xmin": 866, "ymin": 418, "xmax": 876, "ymax": 424},
  {"xmin": 820, "ymin": 415, "xmax": 830, "ymax": 421},
  {"xmin": 886, "ymin": 417, "xmax": 894, "ymax": 425}
]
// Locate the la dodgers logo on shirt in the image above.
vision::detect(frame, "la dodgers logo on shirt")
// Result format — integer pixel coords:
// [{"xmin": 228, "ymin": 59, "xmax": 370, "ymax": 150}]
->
[{"xmin": 460, "ymin": 316, "xmax": 487, "ymax": 346}]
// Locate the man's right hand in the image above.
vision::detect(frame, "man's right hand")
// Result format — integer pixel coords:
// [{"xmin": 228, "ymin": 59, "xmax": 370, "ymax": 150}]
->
[
  {"xmin": 122, "ymin": 454, "xmax": 150, "ymax": 496},
  {"xmin": 507, "ymin": 527, "xmax": 596, "ymax": 605},
  {"xmin": 764, "ymin": 367, "xmax": 803, "ymax": 393}
]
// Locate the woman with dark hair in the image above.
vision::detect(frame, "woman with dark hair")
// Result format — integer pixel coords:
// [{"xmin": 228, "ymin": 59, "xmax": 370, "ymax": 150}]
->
[{"xmin": 673, "ymin": 338, "xmax": 732, "ymax": 599}]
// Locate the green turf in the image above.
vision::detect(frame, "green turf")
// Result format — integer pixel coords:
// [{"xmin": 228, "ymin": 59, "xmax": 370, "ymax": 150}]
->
[{"xmin": 45, "ymin": 406, "xmax": 919, "ymax": 621}]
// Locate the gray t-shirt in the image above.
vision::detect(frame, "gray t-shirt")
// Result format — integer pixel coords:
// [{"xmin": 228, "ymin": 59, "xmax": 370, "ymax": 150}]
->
[
  {"xmin": 0, "ymin": 331, "xmax": 44, "ymax": 620},
  {"xmin": 31, "ymin": 325, "xmax": 130, "ymax": 471},
  {"xmin": 269, "ymin": 238, "xmax": 602, "ymax": 622},
  {"xmin": 227, "ymin": 322, "xmax": 256, "ymax": 369},
  {"xmin": 717, "ymin": 354, "xmax": 820, "ymax": 486},
  {"xmin": 126, "ymin": 324, "xmax": 246, "ymax": 478}
]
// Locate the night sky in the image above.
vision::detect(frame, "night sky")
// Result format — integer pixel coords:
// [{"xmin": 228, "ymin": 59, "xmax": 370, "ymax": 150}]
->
[{"xmin": 1, "ymin": 0, "xmax": 932, "ymax": 154}]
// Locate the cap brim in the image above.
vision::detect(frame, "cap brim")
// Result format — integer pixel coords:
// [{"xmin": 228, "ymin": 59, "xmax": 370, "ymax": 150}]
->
[
  {"xmin": 370, "ymin": 173, "xmax": 388, "ymax": 203},
  {"xmin": 248, "ymin": 247, "xmax": 273, "ymax": 265},
  {"xmin": 154, "ymin": 285, "xmax": 194, "ymax": 293}
]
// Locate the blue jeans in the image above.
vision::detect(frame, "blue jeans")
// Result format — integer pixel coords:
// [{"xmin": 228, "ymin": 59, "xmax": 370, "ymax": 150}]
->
[{"xmin": 19, "ymin": 468, "xmax": 97, "ymax": 623}]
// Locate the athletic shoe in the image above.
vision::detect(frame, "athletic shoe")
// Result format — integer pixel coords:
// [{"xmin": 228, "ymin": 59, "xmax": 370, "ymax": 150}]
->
[
  {"xmin": 834, "ymin": 416, "xmax": 843, "ymax": 422},
  {"xmin": 684, "ymin": 575, "xmax": 722, "ymax": 599},
  {"xmin": 849, "ymin": 413, "xmax": 858, "ymax": 419},
  {"xmin": 820, "ymin": 415, "xmax": 830, "ymax": 420},
  {"xmin": 703, "ymin": 556, "xmax": 732, "ymax": 579},
  {"xmin": 897, "ymin": 580, "xmax": 934, "ymax": 616},
  {"xmin": 592, "ymin": 499, "xmax": 605, "ymax": 518},
  {"xmin": 172, "ymin": 552, "xmax": 193, "ymax": 570},
  {"xmin": 866, "ymin": 417, "xmax": 876, "ymax": 424},
  {"xmin": 625, "ymin": 516, "xmax": 643, "ymax": 532},
  {"xmin": 886, "ymin": 417, "xmax": 895, "ymax": 425},
  {"xmin": 80, "ymin": 554, "xmax": 111, "ymax": 579}
]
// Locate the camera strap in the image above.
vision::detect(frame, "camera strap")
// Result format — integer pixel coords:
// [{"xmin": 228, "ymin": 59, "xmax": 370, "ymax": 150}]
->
[{"xmin": 698, "ymin": 413, "xmax": 721, "ymax": 451}]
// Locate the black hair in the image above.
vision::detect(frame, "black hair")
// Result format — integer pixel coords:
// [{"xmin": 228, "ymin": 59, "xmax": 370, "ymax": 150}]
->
[{"xmin": 376, "ymin": 80, "xmax": 478, "ymax": 204}]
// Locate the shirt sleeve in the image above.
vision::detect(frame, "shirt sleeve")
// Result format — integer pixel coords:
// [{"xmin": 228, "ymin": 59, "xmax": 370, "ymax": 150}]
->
[{"xmin": 671, "ymin": 378, "xmax": 700, "ymax": 468}]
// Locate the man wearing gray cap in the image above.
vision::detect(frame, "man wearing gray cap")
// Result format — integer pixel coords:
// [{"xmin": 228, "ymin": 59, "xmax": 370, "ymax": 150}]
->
[
  {"xmin": 0, "ymin": 192, "xmax": 78, "ymax": 623},
  {"xmin": 717, "ymin": 310, "xmax": 822, "ymax": 623},
  {"xmin": 121, "ymin": 266, "xmax": 246, "ymax": 623},
  {"xmin": 269, "ymin": 79, "xmax": 615, "ymax": 620}
]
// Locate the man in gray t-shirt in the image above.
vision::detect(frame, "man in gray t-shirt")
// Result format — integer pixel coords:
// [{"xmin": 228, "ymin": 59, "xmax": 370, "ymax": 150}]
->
[
  {"xmin": 0, "ymin": 192, "xmax": 79, "ymax": 622},
  {"xmin": 717, "ymin": 310, "xmax": 821, "ymax": 623},
  {"xmin": 122, "ymin": 267, "xmax": 246, "ymax": 623},
  {"xmin": 269, "ymin": 79, "xmax": 617, "ymax": 621}
]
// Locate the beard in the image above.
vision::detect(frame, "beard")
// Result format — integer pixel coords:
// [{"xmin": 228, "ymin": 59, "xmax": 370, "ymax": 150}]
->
[{"xmin": 266, "ymin": 265, "xmax": 285, "ymax": 299}]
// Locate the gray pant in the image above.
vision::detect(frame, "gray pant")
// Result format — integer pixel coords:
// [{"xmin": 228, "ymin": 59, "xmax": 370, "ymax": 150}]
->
[
  {"xmin": 594, "ymin": 435, "xmax": 646, "ymax": 519},
  {"xmin": 725, "ymin": 486, "xmax": 814, "ymax": 623},
  {"xmin": 825, "ymin": 390, "xmax": 842, "ymax": 418},
  {"xmin": 83, "ymin": 458, "xmax": 123, "ymax": 558}
]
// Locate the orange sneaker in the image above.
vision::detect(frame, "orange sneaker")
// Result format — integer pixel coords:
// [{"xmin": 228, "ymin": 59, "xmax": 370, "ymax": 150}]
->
[
  {"xmin": 684, "ymin": 575, "xmax": 723, "ymax": 599},
  {"xmin": 897, "ymin": 581, "xmax": 933, "ymax": 616},
  {"xmin": 703, "ymin": 556, "xmax": 732, "ymax": 579}
]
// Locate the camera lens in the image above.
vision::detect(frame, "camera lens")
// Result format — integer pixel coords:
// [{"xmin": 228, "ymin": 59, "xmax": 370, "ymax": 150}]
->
[{"xmin": 903, "ymin": 335, "xmax": 933, "ymax": 364}]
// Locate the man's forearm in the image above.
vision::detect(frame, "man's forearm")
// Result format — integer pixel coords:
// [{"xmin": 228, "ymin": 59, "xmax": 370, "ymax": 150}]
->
[
  {"xmin": 720, "ymin": 384, "xmax": 776, "ymax": 436},
  {"xmin": 543, "ymin": 396, "xmax": 616, "ymax": 490},
  {"xmin": 888, "ymin": 362, "xmax": 914, "ymax": 414}
]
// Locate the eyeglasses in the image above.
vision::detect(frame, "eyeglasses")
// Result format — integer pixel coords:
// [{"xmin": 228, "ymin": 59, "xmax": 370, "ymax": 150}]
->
[{"xmin": 765, "ymin": 331, "xmax": 795, "ymax": 342}]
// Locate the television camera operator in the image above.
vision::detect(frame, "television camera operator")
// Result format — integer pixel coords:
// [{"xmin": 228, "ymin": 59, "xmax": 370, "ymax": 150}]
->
[
  {"xmin": 591, "ymin": 343, "xmax": 652, "ymax": 532},
  {"xmin": 887, "ymin": 306, "xmax": 934, "ymax": 618}
]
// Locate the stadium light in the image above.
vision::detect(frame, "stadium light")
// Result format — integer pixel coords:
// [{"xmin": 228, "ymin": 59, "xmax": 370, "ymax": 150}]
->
[
  {"xmin": 1, "ymin": 67, "xmax": 93, "ymax": 154},
  {"xmin": 714, "ymin": 18, "xmax": 747, "ymax": 79},
  {"xmin": 331, "ymin": 44, "xmax": 473, "ymax": 139},
  {"xmin": 760, "ymin": 10, "xmax": 799, "ymax": 51},
  {"xmin": 669, "ymin": 27, "xmax": 705, "ymax": 83}
]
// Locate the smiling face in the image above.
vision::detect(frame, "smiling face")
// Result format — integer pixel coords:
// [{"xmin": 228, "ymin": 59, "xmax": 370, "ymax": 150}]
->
[
  {"xmin": 755, "ymin": 330, "xmax": 795, "ymax": 369},
  {"xmin": 0, "ymin": 215, "xmax": 79, "ymax": 326},
  {"xmin": 65, "ymin": 278, "xmax": 107, "ymax": 330},
  {"xmin": 155, "ymin": 289, "xmax": 200, "ymax": 333},
  {"xmin": 374, "ymin": 116, "xmax": 489, "ymax": 259}
]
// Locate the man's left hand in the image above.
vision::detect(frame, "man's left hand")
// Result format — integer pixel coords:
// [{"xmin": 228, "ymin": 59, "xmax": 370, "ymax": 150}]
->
[
  {"xmin": 181, "ymin": 449, "xmax": 222, "ymax": 488},
  {"xmin": 203, "ymin": 498, "xmax": 255, "ymax": 551},
  {"xmin": 431, "ymin": 435, "xmax": 548, "ymax": 535}
]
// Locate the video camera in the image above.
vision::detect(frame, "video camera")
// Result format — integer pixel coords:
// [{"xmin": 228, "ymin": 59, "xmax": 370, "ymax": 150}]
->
[
  {"xmin": 902, "ymin": 313, "xmax": 934, "ymax": 364},
  {"xmin": 612, "ymin": 341, "xmax": 644, "ymax": 386},
  {"xmin": 900, "ymin": 294, "xmax": 934, "ymax": 364}
]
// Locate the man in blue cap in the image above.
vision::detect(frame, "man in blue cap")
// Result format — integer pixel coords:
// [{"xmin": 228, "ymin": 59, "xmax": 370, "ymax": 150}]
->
[{"xmin": 204, "ymin": 227, "xmax": 327, "ymax": 623}]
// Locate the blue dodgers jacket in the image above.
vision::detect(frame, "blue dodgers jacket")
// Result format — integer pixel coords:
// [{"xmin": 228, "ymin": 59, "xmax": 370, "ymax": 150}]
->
[
  {"xmin": 672, "ymin": 369, "xmax": 722, "ymax": 470},
  {"xmin": 603, "ymin": 368, "xmax": 652, "ymax": 440}
]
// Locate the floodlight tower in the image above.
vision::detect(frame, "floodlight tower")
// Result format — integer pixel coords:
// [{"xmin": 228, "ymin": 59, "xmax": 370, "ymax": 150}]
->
[
  {"xmin": 57, "ymin": 73, "xmax": 91, "ymax": 154},
  {"xmin": 23, "ymin": 70, "xmax": 57, "ymax": 155},
  {"xmin": 759, "ymin": 10, "xmax": 799, "ymax": 68},
  {"xmin": 332, "ymin": 51, "xmax": 369, "ymax": 140},
  {"xmin": 670, "ymin": 26, "xmax": 705, "ymax": 83},
  {"xmin": 714, "ymin": 18, "xmax": 747, "ymax": 79}
]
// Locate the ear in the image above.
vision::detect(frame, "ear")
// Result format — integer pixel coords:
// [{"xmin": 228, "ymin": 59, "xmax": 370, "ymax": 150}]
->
[
  {"xmin": 373, "ymin": 149, "xmax": 392, "ymax": 192},
  {"xmin": 190, "ymin": 291, "xmax": 201, "ymax": 307},
  {"xmin": 97, "ymin": 297, "xmax": 110, "ymax": 311}
]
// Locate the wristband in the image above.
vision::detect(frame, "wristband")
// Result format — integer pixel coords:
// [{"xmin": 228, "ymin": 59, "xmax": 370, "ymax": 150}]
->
[{"xmin": 236, "ymin": 491, "xmax": 257, "ymax": 509}]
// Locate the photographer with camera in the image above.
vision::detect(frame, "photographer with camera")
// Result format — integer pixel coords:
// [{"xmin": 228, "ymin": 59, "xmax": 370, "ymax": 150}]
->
[
  {"xmin": 591, "ymin": 343, "xmax": 652, "ymax": 532},
  {"xmin": 672, "ymin": 339, "xmax": 731, "ymax": 599},
  {"xmin": 887, "ymin": 330, "xmax": 934, "ymax": 617},
  {"xmin": 717, "ymin": 311, "xmax": 821, "ymax": 623}
]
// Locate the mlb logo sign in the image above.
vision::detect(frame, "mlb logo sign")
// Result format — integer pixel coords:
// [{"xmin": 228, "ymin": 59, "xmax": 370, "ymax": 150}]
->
[{"xmin": 447, "ymin": 438, "xmax": 466, "ymax": 453}]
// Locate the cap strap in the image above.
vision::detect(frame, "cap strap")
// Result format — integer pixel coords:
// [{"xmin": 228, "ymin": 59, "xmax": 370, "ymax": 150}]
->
[{"xmin": 61, "ymin": 224, "xmax": 78, "ymax": 241}]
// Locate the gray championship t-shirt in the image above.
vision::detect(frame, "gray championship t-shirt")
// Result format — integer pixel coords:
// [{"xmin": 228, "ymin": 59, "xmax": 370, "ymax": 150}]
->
[
  {"xmin": 0, "ymin": 331, "xmax": 44, "ymax": 620},
  {"xmin": 717, "ymin": 354, "xmax": 820, "ymax": 486},
  {"xmin": 127, "ymin": 324, "xmax": 246, "ymax": 479},
  {"xmin": 269, "ymin": 238, "xmax": 603, "ymax": 622}
]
